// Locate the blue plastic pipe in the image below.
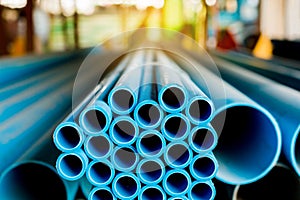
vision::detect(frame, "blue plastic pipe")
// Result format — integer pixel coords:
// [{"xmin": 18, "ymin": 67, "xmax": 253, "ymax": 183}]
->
[
  {"xmin": 136, "ymin": 130, "xmax": 166, "ymax": 158},
  {"xmin": 109, "ymin": 116, "xmax": 139, "ymax": 146},
  {"xmin": 111, "ymin": 146, "xmax": 139, "ymax": 172},
  {"xmin": 89, "ymin": 187, "xmax": 116, "ymax": 200},
  {"xmin": 0, "ymin": 161, "xmax": 78, "ymax": 200},
  {"xmin": 84, "ymin": 134, "xmax": 113, "ymax": 160},
  {"xmin": 212, "ymin": 57, "xmax": 300, "ymax": 176},
  {"xmin": 161, "ymin": 113, "xmax": 190, "ymax": 141},
  {"xmin": 233, "ymin": 164, "xmax": 300, "ymax": 200},
  {"xmin": 164, "ymin": 141, "xmax": 193, "ymax": 169},
  {"xmin": 168, "ymin": 197, "xmax": 188, "ymax": 200},
  {"xmin": 169, "ymin": 50, "xmax": 281, "ymax": 184},
  {"xmin": 56, "ymin": 150, "xmax": 88, "ymax": 181},
  {"xmin": 86, "ymin": 160, "xmax": 115, "ymax": 187},
  {"xmin": 188, "ymin": 125, "xmax": 218, "ymax": 154},
  {"xmin": 188, "ymin": 180, "xmax": 216, "ymax": 200},
  {"xmin": 134, "ymin": 51, "xmax": 164, "ymax": 129},
  {"xmin": 139, "ymin": 185, "xmax": 167, "ymax": 200},
  {"xmin": 108, "ymin": 51, "xmax": 145, "ymax": 114},
  {"xmin": 136, "ymin": 158, "xmax": 165, "ymax": 185},
  {"xmin": 112, "ymin": 173, "xmax": 141, "ymax": 200},
  {"xmin": 163, "ymin": 169, "xmax": 191, "ymax": 197},
  {"xmin": 157, "ymin": 51, "xmax": 214, "ymax": 124},
  {"xmin": 189, "ymin": 153, "xmax": 218, "ymax": 181}
]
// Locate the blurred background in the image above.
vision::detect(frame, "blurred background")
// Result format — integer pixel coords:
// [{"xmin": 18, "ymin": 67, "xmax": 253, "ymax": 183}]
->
[{"xmin": 0, "ymin": 0, "xmax": 299, "ymax": 60}]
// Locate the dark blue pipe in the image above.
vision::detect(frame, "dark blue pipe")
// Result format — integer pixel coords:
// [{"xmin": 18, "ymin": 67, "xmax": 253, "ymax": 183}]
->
[
  {"xmin": 89, "ymin": 187, "xmax": 116, "ymax": 200},
  {"xmin": 188, "ymin": 180, "xmax": 216, "ymax": 200},
  {"xmin": 212, "ymin": 56, "xmax": 300, "ymax": 176},
  {"xmin": 163, "ymin": 169, "xmax": 191, "ymax": 197},
  {"xmin": 136, "ymin": 158, "xmax": 165, "ymax": 185},
  {"xmin": 139, "ymin": 185, "xmax": 167, "ymax": 200},
  {"xmin": 189, "ymin": 153, "xmax": 218, "ymax": 181},
  {"xmin": 86, "ymin": 160, "xmax": 115, "ymax": 187},
  {"xmin": 136, "ymin": 130, "xmax": 166, "ymax": 158},
  {"xmin": 161, "ymin": 113, "xmax": 190, "ymax": 141},
  {"xmin": 164, "ymin": 141, "xmax": 193, "ymax": 169},
  {"xmin": 111, "ymin": 146, "xmax": 139, "ymax": 172},
  {"xmin": 112, "ymin": 173, "xmax": 141, "ymax": 200}
]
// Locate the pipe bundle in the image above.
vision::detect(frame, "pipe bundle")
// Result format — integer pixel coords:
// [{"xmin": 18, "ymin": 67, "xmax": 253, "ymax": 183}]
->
[{"xmin": 53, "ymin": 50, "xmax": 219, "ymax": 199}]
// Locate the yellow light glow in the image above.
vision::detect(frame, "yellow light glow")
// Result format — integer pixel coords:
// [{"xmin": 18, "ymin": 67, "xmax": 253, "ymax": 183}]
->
[
  {"xmin": 205, "ymin": 0, "xmax": 216, "ymax": 6},
  {"xmin": 0, "ymin": 0, "xmax": 27, "ymax": 8}
]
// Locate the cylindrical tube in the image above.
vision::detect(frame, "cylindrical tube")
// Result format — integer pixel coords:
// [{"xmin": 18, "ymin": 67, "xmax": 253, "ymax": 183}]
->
[
  {"xmin": 89, "ymin": 187, "xmax": 116, "ymax": 200},
  {"xmin": 170, "ymin": 50, "xmax": 281, "ymax": 184},
  {"xmin": 79, "ymin": 100, "xmax": 112, "ymax": 135},
  {"xmin": 111, "ymin": 146, "xmax": 139, "ymax": 172},
  {"xmin": 0, "ymin": 161, "xmax": 78, "ymax": 200},
  {"xmin": 56, "ymin": 150, "xmax": 88, "ymax": 181},
  {"xmin": 109, "ymin": 116, "xmax": 139, "ymax": 146},
  {"xmin": 139, "ymin": 185, "xmax": 167, "ymax": 200},
  {"xmin": 86, "ymin": 160, "xmax": 115, "ymax": 187},
  {"xmin": 136, "ymin": 130, "xmax": 166, "ymax": 158},
  {"xmin": 168, "ymin": 197, "xmax": 188, "ymax": 200},
  {"xmin": 188, "ymin": 180, "xmax": 216, "ymax": 200},
  {"xmin": 108, "ymin": 51, "xmax": 146, "ymax": 114},
  {"xmin": 188, "ymin": 125, "xmax": 218, "ymax": 154},
  {"xmin": 161, "ymin": 113, "xmax": 190, "ymax": 141},
  {"xmin": 136, "ymin": 158, "xmax": 165, "ymax": 185},
  {"xmin": 163, "ymin": 169, "xmax": 191, "ymax": 197},
  {"xmin": 189, "ymin": 153, "xmax": 218, "ymax": 181},
  {"xmin": 84, "ymin": 134, "xmax": 113, "ymax": 160},
  {"xmin": 53, "ymin": 122, "xmax": 85, "ymax": 152},
  {"xmin": 164, "ymin": 142, "xmax": 193, "ymax": 169},
  {"xmin": 112, "ymin": 173, "xmax": 141, "ymax": 200}
]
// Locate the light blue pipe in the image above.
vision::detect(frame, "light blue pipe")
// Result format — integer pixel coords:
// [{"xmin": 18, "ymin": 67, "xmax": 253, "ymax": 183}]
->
[
  {"xmin": 89, "ymin": 187, "xmax": 116, "ymax": 200},
  {"xmin": 79, "ymin": 100, "xmax": 112, "ymax": 135},
  {"xmin": 108, "ymin": 51, "xmax": 145, "ymax": 114},
  {"xmin": 0, "ymin": 161, "xmax": 78, "ymax": 200},
  {"xmin": 212, "ymin": 57, "xmax": 300, "ymax": 176},
  {"xmin": 188, "ymin": 125, "xmax": 218, "ymax": 154},
  {"xmin": 112, "ymin": 173, "xmax": 141, "ymax": 200},
  {"xmin": 161, "ymin": 113, "xmax": 190, "ymax": 141},
  {"xmin": 164, "ymin": 142, "xmax": 193, "ymax": 169},
  {"xmin": 138, "ymin": 185, "xmax": 167, "ymax": 200},
  {"xmin": 163, "ymin": 169, "xmax": 191, "ymax": 197},
  {"xmin": 56, "ymin": 150, "xmax": 88, "ymax": 181},
  {"xmin": 189, "ymin": 153, "xmax": 218, "ymax": 181},
  {"xmin": 168, "ymin": 197, "xmax": 188, "ymax": 200},
  {"xmin": 80, "ymin": 176, "xmax": 93, "ymax": 199},
  {"xmin": 109, "ymin": 116, "xmax": 139, "ymax": 146},
  {"xmin": 84, "ymin": 134, "xmax": 113, "ymax": 160},
  {"xmin": 134, "ymin": 51, "xmax": 164, "ymax": 129},
  {"xmin": 86, "ymin": 160, "xmax": 115, "ymax": 187},
  {"xmin": 157, "ymin": 51, "xmax": 214, "ymax": 124},
  {"xmin": 136, "ymin": 130, "xmax": 166, "ymax": 158},
  {"xmin": 188, "ymin": 180, "xmax": 216, "ymax": 200},
  {"xmin": 170, "ymin": 50, "xmax": 281, "ymax": 184},
  {"xmin": 136, "ymin": 158, "xmax": 165, "ymax": 185},
  {"xmin": 232, "ymin": 164, "xmax": 300, "ymax": 200},
  {"xmin": 111, "ymin": 146, "xmax": 139, "ymax": 172},
  {"xmin": 53, "ymin": 84, "xmax": 103, "ymax": 152}
]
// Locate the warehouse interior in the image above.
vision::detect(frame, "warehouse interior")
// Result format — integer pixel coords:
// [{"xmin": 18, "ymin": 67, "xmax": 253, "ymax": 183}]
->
[{"xmin": 0, "ymin": 0, "xmax": 299, "ymax": 200}]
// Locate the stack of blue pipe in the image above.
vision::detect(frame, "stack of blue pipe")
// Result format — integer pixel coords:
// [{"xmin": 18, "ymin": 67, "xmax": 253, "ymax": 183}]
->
[{"xmin": 53, "ymin": 50, "xmax": 219, "ymax": 200}]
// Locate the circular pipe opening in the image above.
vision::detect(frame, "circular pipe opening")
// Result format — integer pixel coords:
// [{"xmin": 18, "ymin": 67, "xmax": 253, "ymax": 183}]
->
[
  {"xmin": 136, "ymin": 103, "xmax": 161, "ymax": 128},
  {"xmin": 90, "ymin": 188, "xmax": 114, "ymax": 200},
  {"xmin": 164, "ymin": 170, "xmax": 191, "ymax": 196},
  {"xmin": 212, "ymin": 105, "xmax": 281, "ymax": 184},
  {"xmin": 58, "ymin": 154, "xmax": 84, "ymax": 179},
  {"xmin": 85, "ymin": 135, "xmax": 112, "ymax": 159},
  {"xmin": 190, "ymin": 127, "xmax": 216, "ymax": 152},
  {"xmin": 140, "ymin": 187, "xmax": 164, "ymax": 200},
  {"xmin": 188, "ymin": 98, "xmax": 213, "ymax": 123},
  {"xmin": 138, "ymin": 160, "xmax": 164, "ymax": 184},
  {"xmin": 113, "ymin": 174, "xmax": 140, "ymax": 199},
  {"xmin": 190, "ymin": 156, "xmax": 217, "ymax": 180},
  {"xmin": 0, "ymin": 162, "xmax": 67, "ymax": 200},
  {"xmin": 162, "ymin": 114, "xmax": 189, "ymax": 141},
  {"xmin": 83, "ymin": 109, "xmax": 107, "ymax": 133},
  {"xmin": 56, "ymin": 125, "xmax": 81, "ymax": 150},
  {"xmin": 112, "ymin": 147, "xmax": 138, "ymax": 171},
  {"xmin": 138, "ymin": 132, "xmax": 164, "ymax": 157},
  {"xmin": 87, "ymin": 161, "xmax": 114, "ymax": 186},
  {"xmin": 165, "ymin": 143, "xmax": 192, "ymax": 168},
  {"xmin": 190, "ymin": 182, "xmax": 214, "ymax": 200},
  {"xmin": 161, "ymin": 86, "xmax": 186, "ymax": 111},
  {"xmin": 111, "ymin": 119, "xmax": 137, "ymax": 145},
  {"xmin": 111, "ymin": 89, "xmax": 134, "ymax": 112}
]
